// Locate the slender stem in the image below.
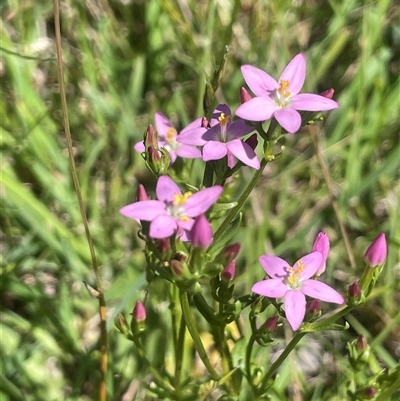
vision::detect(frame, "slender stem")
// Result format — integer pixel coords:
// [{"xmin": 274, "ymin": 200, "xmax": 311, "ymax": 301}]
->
[
  {"xmin": 212, "ymin": 157, "xmax": 269, "ymax": 245},
  {"xmin": 132, "ymin": 337, "xmax": 175, "ymax": 393},
  {"xmin": 257, "ymin": 332, "xmax": 307, "ymax": 395},
  {"xmin": 179, "ymin": 290, "xmax": 221, "ymax": 381},
  {"xmin": 53, "ymin": 2, "xmax": 107, "ymax": 400},
  {"xmin": 245, "ymin": 334, "xmax": 255, "ymax": 386},
  {"xmin": 174, "ymin": 315, "xmax": 186, "ymax": 393},
  {"xmin": 308, "ymin": 304, "xmax": 353, "ymax": 331}
]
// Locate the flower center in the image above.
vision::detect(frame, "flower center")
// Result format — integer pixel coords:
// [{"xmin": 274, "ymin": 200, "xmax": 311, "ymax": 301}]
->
[
  {"xmin": 166, "ymin": 191, "xmax": 193, "ymax": 222},
  {"xmin": 165, "ymin": 127, "xmax": 179, "ymax": 150},
  {"xmin": 218, "ymin": 112, "xmax": 231, "ymax": 142},
  {"xmin": 275, "ymin": 80, "xmax": 291, "ymax": 107},
  {"xmin": 286, "ymin": 259, "xmax": 305, "ymax": 289}
]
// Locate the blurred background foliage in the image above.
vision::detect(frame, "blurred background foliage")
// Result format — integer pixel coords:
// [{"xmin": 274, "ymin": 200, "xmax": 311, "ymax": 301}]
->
[{"xmin": 0, "ymin": 0, "xmax": 399, "ymax": 400}]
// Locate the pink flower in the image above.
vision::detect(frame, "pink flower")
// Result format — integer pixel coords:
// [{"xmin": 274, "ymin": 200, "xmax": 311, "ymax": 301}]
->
[
  {"xmin": 364, "ymin": 232, "xmax": 387, "ymax": 267},
  {"xmin": 120, "ymin": 176, "xmax": 222, "ymax": 239},
  {"xmin": 177, "ymin": 104, "xmax": 260, "ymax": 169},
  {"xmin": 135, "ymin": 112, "xmax": 202, "ymax": 162},
  {"xmin": 235, "ymin": 53, "xmax": 339, "ymax": 133},
  {"xmin": 132, "ymin": 301, "xmax": 146, "ymax": 322},
  {"xmin": 252, "ymin": 252, "xmax": 344, "ymax": 331},
  {"xmin": 311, "ymin": 232, "xmax": 330, "ymax": 276}
]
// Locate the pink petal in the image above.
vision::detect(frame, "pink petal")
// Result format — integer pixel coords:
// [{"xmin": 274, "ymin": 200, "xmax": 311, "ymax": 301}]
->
[
  {"xmin": 177, "ymin": 216, "xmax": 195, "ymax": 231},
  {"xmin": 211, "ymin": 104, "xmax": 232, "ymax": 127},
  {"xmin": 226, "ymin": 139, "xmax": 260, "ymax": 169},
  {"xmin": 184, "ymin": 186, "xmax": 223, "ymax": 217},
  {"xmin": 134, "ymin": 141, "xmax": 145, "ymax": 152},
  {"xmin": 202, "ymin": 125, "xmax": 221, "ymax": 141},
  {"xmin": 290, "ymin": 94, "xmax": 339, "ymax": 111},
  {"xmin": 180, "ymin": 117, "xmax": 203, "ymax": 134},
  {"xmin": 227, "ymin": 150, "xmax": 235, "ymax": 168},
  {"xmin": 156, "ymin": 175, "xmax": 182, "ymax": 203},
  {"xmin": 235, "ymin": 97, "xmax": 277, "ymax": 121},
  {"xmin": 149, "ymin": 214, "xmax": 178, "ymax": 238},
  {"xmin": 175, "ymin": 145, "xmax": 202, "ymax": 159},
  {"xmin": 176, "ymin": 127, "xmax": 208, "ymax": 146},
  {"xmin": 252, "ymin": 279, "xmax": 288, "ymax": 298},
  {"xmin": 154, "ymin": 112, "xmax": 175, "ymax": 138},
  {"xmin": 284, "ymin": 290, "xmax": 306, "ymax": 331},
  {"xmin": 241, "ymin": 65, "xmax": 278, "ymax": 97},
  {"xmin": 274, "ymin": 107, "xmax": 301, "ymax": 133},
  {"xmin": 301, "ymin": 280, "xmax": 345, "ymax": 304},
  {"xmin": 294, "ymin": 252, "xmax": 322, "ymax": 280},
  {"xmin": 259, "ymin": 255, "xmax": 290, "ymax": 278},
  {"xmin": 279, "ymin": 53, "xmax": 306, "ymax": 96},
  {"xmin": 228, "ymin": 120, "xmax": 255, "ymax": 138},
  {"xmin": 202, "ymin": 141, "xmax": 228, "ymax": 161},
  {"xmin": 120, "ymin": 200, "xmax": 166, "ymax": 220}
]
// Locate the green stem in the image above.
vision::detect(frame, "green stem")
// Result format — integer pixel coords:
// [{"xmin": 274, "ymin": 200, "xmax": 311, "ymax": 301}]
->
[
  {"xmin": 132, "ymin": 337, "xmax": 175, "ymax": 393},
  {"xmin": 308, "ymin": 304, "xmax": 353, "ymax": 331},
  {"xmin": 179, "ymin": 290, "xmax": 221, "ymax": 381},
  {"xmin": 245, "ymin": 334, "xmax": 256, "ymax": 387},
  {"xmin": 212, "ymin": 157, "xmax": 269, "ymax": 245},
  {"xmin": 257, "ymin": 332, "xmax": 307, "ymax": 395},
  {"xmin": 174, "ymin": 315, "xmax": 186, "ymax": 395}
]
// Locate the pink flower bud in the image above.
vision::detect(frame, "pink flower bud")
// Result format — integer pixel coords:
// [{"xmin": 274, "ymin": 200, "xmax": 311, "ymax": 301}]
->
[
  {"xmin": 221, "ymin": 260, "xmax": 236, "ymax": 282},
  {"xmin": 170, "ymin": 259, "xmax": 184, "ymax": 276},
  {"xmin": 364, "ymin": 232, "xmax": 387, "ymax": 267},
  {"xmin": 240, "ymin": 87, "xmax": 252, "ymax": 103},
  {"xmin": 364, "ymin": 387, "xmax": 377, "ymax": 399},
  {"xmin": 220, "ymin": 242, "xmax": 241, "ymax": 265},
  {"xmin": 148, "ymin": 145, "xmax": 161, "ymax": 163},
  {"xmin": 319, "ymin": 88, "xmax": 335, "ymax": 99},
  {"xmin": 144, "ymin": 124, "xmax": 157, "ymax": 148},
  {"xmin": 156, "ymin": 238, "xmax": 171, "ymax": 254},
  {"xmin": 307, "ymin": 299, "xmax": 321, "ymax": 315},
  {"xmin": 245, "ymin": 133, "xmax": 258, "ymax": 151},
  {"xmin": 201, "ymin": 116, "xmax": 210, "ymax": 128},
  {"xmin": 264, "ymin": 315, "xmax": 279, "ymax": 332},
  {"xmin": 136, "ymin": 184, "xmax": 149, "ymax": 202},
  {"xmin": 348, "ymin": 281, "xmax": 361, "ymax": 299},
  {"xmin": 132, "ymin": 301, "xmax": 146, "ymax": 322},
  {"xmin": 191, "ymin": 214, "xmax": 213, "ymax": 248},
  {"xmin": 311, "ymin": 232, "xmax": 330, "ymax": 276},
  {"xmin": 357, "ymin": 334, "xmax": 368, "ymax": 351}
]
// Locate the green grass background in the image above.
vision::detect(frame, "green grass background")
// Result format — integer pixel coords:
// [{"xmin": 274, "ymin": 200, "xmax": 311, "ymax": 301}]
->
[{"xmin": 1, "ymin": 0, "xmax": 399, "ymax": 400}]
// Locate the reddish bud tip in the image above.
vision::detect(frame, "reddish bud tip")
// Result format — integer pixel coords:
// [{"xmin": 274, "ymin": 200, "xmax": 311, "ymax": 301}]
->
[
  {"xmin": 148, "ymin": 145, "xmax": 161, "ymax": 163},
  {"xmin": 144, "ymin": 124, "xmax": 157, "ymax": 148},
  {"xmin": 307, "ymin": 299, "xmax": 321, "ymax": 315},
  {"xmin": 264, "ymin": 315, "xmax": 279, "ymax": 332},
  {"xmin": 191, "ymin": 214, "xmax": 213, "ymax": 248},
  {"xmin": 170, "ymin": 259, "xmax": 184, "ymax": 276},
  {"xmin": 136, "ymin": 184, "xmax": 149, "ymax": 202},
  {"xmin": 364, "ymin": 232, "xmax": 387, "ymax": 267},
  {"xmin": 357, "ymin": 334, "xmax": 368, "ymax": 351},
  {"xmin": 223, "ymin": 242, "xmax": 241, "ymax": 261},
  {"xmin": 156, "ymin": 238, "xmax": 171, "ymax": 254},
  {"xmin": 364, "ymin": 387, "xmax": 377, "ymax": 399},
  {"xmin": 222, "ymin": 260, "xmax": 236, "ymax": 282},
  {"xmin": 201, "ymin": 116, "xmax": 210, "ymax": 128},
  {"xmin": 132, "ymin": 301, "xmax": 146, "ymax": 322},
  {"xmin": 240, "ymin": 87, "xmax": 252, "ymax": 104},
  {"xmin": 319, "ymin": 88, "xmax": 335, "ymax": 99},
  {"xmin": 348, "ymin": 281, "xmax": 361, "ymax": 299}
]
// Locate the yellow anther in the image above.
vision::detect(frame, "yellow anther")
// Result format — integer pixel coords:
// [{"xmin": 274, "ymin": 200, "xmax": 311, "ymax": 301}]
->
[
  {"xmin": 278, "ymin": 80, "xmax": 291, "ymax": 98},
  {"xmin": 173, "ymin": 191, "xmax": 193, "ymax": 206},
  {"xmin": 166, "ymin": 127, "xmax": 177, "ymax": 142},
  {"xmin": 180, "ymin": 216, "xmax": 189, "ymax": 222},
  {"xmin": 218, "ymin": 112, "xmax": 231, "ymax": 126}
]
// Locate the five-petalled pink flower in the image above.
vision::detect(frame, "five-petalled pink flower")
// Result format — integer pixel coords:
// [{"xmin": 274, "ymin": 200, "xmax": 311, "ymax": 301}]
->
[
  {"xmin": 252, "ymin": 251, "xmax": 344, "ymax": 331},
  {"xmin": 177, "ymin": 104, "xmax": 260, "ymax": 169},
  {"xmin": 120, "ymin": 176, "xmax": 222, "ymax": 239},
  {"xmin": 236, "ymin": 53, "xmax": 339, "ymax": 133}
]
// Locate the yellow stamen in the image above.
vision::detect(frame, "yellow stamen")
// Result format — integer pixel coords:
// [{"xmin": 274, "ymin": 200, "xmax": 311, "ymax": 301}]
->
[
  {"xmin": 166, "ymin": 127, "xmax": 177, "ymax": 142},
  {"xmin": 180, "ymin": 216, "xmax": 189, "ymax": 222},
  {"xmin": 218, "ymin": 112, "xmax": 231, "ymax": 126},
  {"xmin": 173, "ymin": 191, "xmax": 193, "ymax": 206},
  {"xmin": 287, "ymin": 259, "xmax": 306, "ymax": 288},
  {"xmin": 278, "ymin": 80, "xmax": 291, "ymax": 98}
]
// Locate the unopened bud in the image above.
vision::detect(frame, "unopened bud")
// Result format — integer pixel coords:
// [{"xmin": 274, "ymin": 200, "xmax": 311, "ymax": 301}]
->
[
  {"xmin": 264, "ymin": 315, "xmax": 279, "ymax": 332},
  {"xmin": 191, "ymin": 214, "xmax": 213, "ymax": 248},
  {"xmin": 311, "ymin": 232, "xmax": 330, "ymax": 276},
  {"xmin": 348, "ymin": 281, "xmax": 361, "ymax": 303},
  {"xmin": 221, "ymin": 260, "xmax": 236, "ymax": 282},
  {"xmin": 174, "ymin": 252, "xmax": 187, "ymax": 262},
  {"xmin": 364, "ymin": 233, "xmax": 387, "ymax": 268},
  {"xmin": 357, "ymin": 334, "xmax": 368, "ymax": 351},
  {"xmin": 115, "ymin": 313, "xmax": 130, "ymax": 337},
  {"xmin": 132, "ymin": 301, "xmax": 146, "ymax": 322},
  {"xmin": 319, "ymin": 88, "xmax": 335, "ymax": 99},
  {"xmin": 201, "ymin": 116, "xmax": 209, "ymax": 128},
  {"xmin": 216, "ymin": 242, "xmax": 241, "ymax": 266},
  {"xmin": 136, "ymin": 184, "xmax": 149, "ymax": 202},
  {"xmin": 240, "ymin": 87, "xmax": 252, "ymax": 103},
  {"xmin": 364, "ymin": 387, "xmax": 377, "ymax": 399},
  {"xmin": 144, "ymin": 124, "xmax": 157, "ymax": 148}
]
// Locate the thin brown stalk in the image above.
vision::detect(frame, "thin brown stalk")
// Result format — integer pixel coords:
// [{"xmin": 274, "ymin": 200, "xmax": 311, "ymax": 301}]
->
[
  {"xmin": 309, "ymin": 125, "xmax": 356, "ymax": 268},
  {"xmin": 53, "ymin": 2, "xmax": 108, "ymax": 399}
]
